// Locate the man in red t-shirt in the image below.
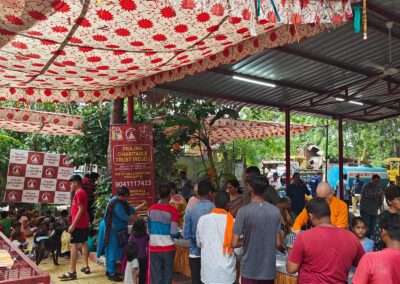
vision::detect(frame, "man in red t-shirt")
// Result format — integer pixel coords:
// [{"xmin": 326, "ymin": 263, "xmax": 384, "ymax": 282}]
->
[
  {"xmin": 353, "ymin": 213, "xmax": 400, "ymax": 284},
  {"xmin": 60, "ymin": 175, "xmax": 90, "ymax": 281},
  {"xmin": 287, "ymin": 198, "xmax": 365, "ymax": 284}
]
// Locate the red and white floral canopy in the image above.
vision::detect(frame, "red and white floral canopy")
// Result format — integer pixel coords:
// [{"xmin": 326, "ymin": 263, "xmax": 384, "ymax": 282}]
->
[
  {"xmin": 0, "ymin": 107, "xmax": 83, "ymax": 136},
  {"xmin": 0, "ymin": 0, "xmax": 352, "ymax": 103},
  {"xmin": 164, "ymin": 118, "xmax": 313, "ymax": 145}
]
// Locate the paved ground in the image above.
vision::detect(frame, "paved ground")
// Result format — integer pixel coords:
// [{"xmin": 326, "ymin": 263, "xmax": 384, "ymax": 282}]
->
[{"xmin": 37, "ymin": 253, "xmax": 191, "ymax": 284}]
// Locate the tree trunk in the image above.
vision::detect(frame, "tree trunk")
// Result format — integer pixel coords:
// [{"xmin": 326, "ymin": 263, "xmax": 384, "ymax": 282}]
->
[{"xmin": 106, "ymin": 99, "xmax": 124, "ymax": 175}]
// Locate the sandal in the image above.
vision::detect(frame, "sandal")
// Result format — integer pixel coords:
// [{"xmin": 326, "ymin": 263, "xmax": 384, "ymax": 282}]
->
[
  {"xmin": 59, "ymin": 272, "xmax": 77, "ymax": 281},
  {"xmin": 81, "ymin": 266, "xmax": 91, "ymax": 274}
]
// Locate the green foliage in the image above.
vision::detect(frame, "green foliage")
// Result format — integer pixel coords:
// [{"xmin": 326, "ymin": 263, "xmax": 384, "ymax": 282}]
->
[{"xmin": 93, "ymin": 175, "xmax": 112, "ymax": 226}]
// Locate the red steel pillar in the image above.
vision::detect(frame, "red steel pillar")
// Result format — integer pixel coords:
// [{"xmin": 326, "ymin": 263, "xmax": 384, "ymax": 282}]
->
[
  {"xmin": 127, "ymin": 96, "xmax": 134, "ymax": 124},
  {"xmin": 338, "ymin": 117, "xmax": 344, "ymax": 200},
  {"xmin": 285, "ymin": 108, "xmax": 291, "ymax": 187}
]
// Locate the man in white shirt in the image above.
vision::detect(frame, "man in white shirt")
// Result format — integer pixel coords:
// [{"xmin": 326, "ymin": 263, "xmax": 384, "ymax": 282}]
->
[
  {"xmin": 197, "ymin": 191, "xmax": 236, "ymax": 284},
  {"xmin": 269, "ymin": 172, "xmax": 282, "ymax": 190}
]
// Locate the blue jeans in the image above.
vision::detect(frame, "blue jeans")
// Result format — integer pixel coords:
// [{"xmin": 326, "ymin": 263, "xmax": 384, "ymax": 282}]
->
[
  {"xmin": 360, "ymin": 210, "xmax": 378, "ymax": 238},
  {"xmin": 150, "ymin": 251, "xmax": 175, "ymax": 284}
]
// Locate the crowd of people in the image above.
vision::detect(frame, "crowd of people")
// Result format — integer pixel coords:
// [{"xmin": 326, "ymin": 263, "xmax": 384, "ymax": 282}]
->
[{"xmin": 2, "ymin": 168, "xmax": 399, "ymax": 284}]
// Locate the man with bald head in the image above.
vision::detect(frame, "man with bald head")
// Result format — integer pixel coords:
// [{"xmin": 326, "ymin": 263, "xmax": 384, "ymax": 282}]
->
[{"xmin": 292, "ymin": 182, "xmax": 348, "ymax": 233}]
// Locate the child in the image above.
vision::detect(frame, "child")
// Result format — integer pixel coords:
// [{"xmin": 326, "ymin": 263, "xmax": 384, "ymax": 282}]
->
[
  {"xmin": 128, "ymin": 219, "xmax": 149, "ymax": 284},
  {"xmin": 11, "ymin": 231, "xmax": 28, "ymax": 251},
  {"xmin": 124, "ymin": 243, "xmax": 139, "ymax": 284},
  {"xmin": 352, "ymin": 217, "xmax": 374, "ymax": 253}
]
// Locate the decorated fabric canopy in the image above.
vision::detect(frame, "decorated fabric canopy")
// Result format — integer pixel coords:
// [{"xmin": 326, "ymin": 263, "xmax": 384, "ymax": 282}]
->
[
  {"xmin": 0, "ymin": 107, "xmax": 83, "ymax": 136},
  {"xmin": 164, "ymin": 118, "xmax": 313, "ymax": 145},
  {"xmin": 0, "ymin": 0, "xmax": 352, "ymax": 103}
]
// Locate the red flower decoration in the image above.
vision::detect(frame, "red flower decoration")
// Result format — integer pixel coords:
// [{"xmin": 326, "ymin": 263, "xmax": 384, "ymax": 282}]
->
[
  {"xmin": 51, "ymin": 1, "xmax": 70, "ymax": 13},
  {"xmin": 151, "ymin": 58, "xmax": 163, "ymax": 64},
  {"xmin": 197, "ymin": 12, "xmax": 210, "ymax": 23},
  {"xmin": 0, "ymin": 28, "xmax": 15, "ymax": 36},
  {"xmin": 185, "ymin": 36, "xmax": 198, "ymax": 42},
  {"xmin": 40, "ymin": 40, "xmax": 57, "ymax": 45},
  {"xmin": 128, "ymin": 66, "xmax": 139, "ymax": 70},
  {"xmin": 53, "ymin": 26, "xmax": 68, "ymax": 33},
  {"xmin": 78, "ymin": 91, "xmax": 85, "ymax": 98},
  {"xmin": 121, "ymin": 58, "xmax": 133, "ymax": 64},
  {"xmin": 5, "ymin": 15, "xmax": 23, "ymax": 25},
  {"xmin": 175, "ymin": 25, "xmax": 188, "ymax": 33},
  {"xmin": 94, "ymin": 91, "xmax": 101, "ymax": 97},
  {"xmin": 26, "ymin": 88, "xmax": 35, "ymax": 95},
  {"xmin": 215, "ymin": 35, "xmax": 227, "ymax": 41},
  {"xmin": 211, "ymin": 4, "xmax": 224, "ymax": 16},
  {"xmin": 61, "ymin": 91, "xmax": 69, "ymax": 97},
  {"xmin": 130, "ymin": 41, "xmax": 144, "ymax": 47},
  {"xmin": 93, "ymin": 35, "xmax": 108, "ymax": 42},
  {"xmin": 70, "ymin": 37, "xmax": 83, "ymax": 44},
  {"xmin": 242, "ymin": 9, "xmax": 251, "ymax": 21},
  {"xmin": 28, "ymin": 10, "xmax": 47, "ymax": 21},
  {"xmin": 161, "ymin": 7, "xmax": 175, "ymax": 18},
  {"xmin": 115, "ymin": 28, "xmax": 130, "ymax": 37},
  {"xmin": 44, "ymin": 89, "xmax": 52, "ymax": 96},
  {"xmin": 97, "ymin": 65, "xmax": 109, "ymax": 70},
  {"xmin": 11, "ymin": 42, "xmax": 27, "ymax": 49},
  {"xmin": 87, "ymin": 56, "xmax": 102, "ymax": 63},
  {"xmin": 236, "ymin": 28, "xmax": 248, "ymax": 34},
  {"xmin": 153, "ymin": 34, "xmax": 167, "ymax": 41},
  {"xmin": 63, "ymin": 61, "xmax": 75, "ymax": 66},
  {"xmin": 138, "ymin": 19, "xmax": 153, "ymax": 29},
  {"xmin": 76, "ymin": 17, "xmax": 91, "ymax": 27},
  {"xmin": 27, "ymin": 31, "xmax": 43, "ymax": 36},
  {"xmin": 164, "ymin": 44, "xmax": 176, "ymax": 49},
  {"xmin": 97, "ymin": 9, "xmax": 114, "ymax": 21},
  {"xmin": 79, "ymin": 46, "xmax": 93, "ymax": 52},
  {"xmin": 120, "ymin": 0, "xmax": 137, "ymax": 11}
]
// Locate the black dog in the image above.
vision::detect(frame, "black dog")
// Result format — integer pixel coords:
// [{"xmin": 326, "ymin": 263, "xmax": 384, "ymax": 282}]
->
[{"xmin": 35, "ymin": 234, "xmax": 61, "ymax": 266}]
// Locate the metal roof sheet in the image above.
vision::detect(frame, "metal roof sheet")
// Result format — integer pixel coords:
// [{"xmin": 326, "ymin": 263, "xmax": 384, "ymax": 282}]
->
[{"xmin": 153, "ymin": 0, "xmax": 400, "ymax": 122}]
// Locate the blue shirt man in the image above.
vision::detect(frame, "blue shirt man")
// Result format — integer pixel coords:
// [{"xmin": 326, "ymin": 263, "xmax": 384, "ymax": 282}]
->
[
  {"xmin": 286, "ymin": 173, "xmax": 310, "ymax": 216},
  {"xmin": 309, "ymin": 173, "xmax": 323, "ymax": 197},
  {"xmin": 183, "ymin": 180, "xmax": 215, "ymax": 284}
]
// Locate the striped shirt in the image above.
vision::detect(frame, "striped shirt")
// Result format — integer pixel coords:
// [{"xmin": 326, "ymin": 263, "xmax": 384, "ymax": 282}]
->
[
  {"xmin": 148, "ymin": 202, "xmax": 180, "ymax": 253},
  {"xmin": 183, "ymin": 199, "xmax": 215, "ymax": 257}
]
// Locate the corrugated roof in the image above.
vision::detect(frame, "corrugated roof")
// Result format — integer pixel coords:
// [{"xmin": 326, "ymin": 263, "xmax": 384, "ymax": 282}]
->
[{"xmin": 153, "ymin": 0, "xmax": 400, "ymax": 122}]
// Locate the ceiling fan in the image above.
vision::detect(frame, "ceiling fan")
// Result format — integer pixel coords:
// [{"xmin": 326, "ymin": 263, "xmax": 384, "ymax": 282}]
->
[{"xmin": 365, "ymin": 21, "xmax": 400, "ymax": 76}]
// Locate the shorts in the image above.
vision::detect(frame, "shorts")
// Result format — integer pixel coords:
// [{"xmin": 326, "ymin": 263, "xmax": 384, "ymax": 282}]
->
[
  {"xmin": 70, "ymin": 228, "xmax": 89, "ymax": 244},
  {"xmin": 241, "ymin": 277, "xmax": 274, "ymax": 284}
]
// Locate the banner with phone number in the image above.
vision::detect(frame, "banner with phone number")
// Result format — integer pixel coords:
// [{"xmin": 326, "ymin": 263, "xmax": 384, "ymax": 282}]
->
[{"xmin": 111, "ymin": 124, "xmax": 155, "ymax": 213}]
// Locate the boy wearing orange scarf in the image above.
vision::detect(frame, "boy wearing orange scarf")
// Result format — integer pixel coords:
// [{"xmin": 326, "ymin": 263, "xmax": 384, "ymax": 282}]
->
[{"xmin": 197, "ymin": 191, "xmax": 236, "ymax": 284}]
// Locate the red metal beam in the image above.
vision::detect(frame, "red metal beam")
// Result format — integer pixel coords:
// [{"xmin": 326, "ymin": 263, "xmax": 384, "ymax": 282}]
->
[
  {"xmin": 285, "ymin": 108, "xmax": 291, "ymax": 188},
  {"xmin": 127, "ymin": 96, "xmax": 134, "ymax": 124},
  {"xmin": 338, "ymin": 117, "xmax": 344, "ymax": 200}
]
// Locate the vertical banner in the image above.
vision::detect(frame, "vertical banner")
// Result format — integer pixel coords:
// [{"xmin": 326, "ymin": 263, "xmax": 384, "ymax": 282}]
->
[
  {"xmin": 4, "ymin": 149, "xmax": 73, "ymax": 204},
  {"xmin": 111, "ymin": 124, "xmax": 155, "ymax": 212}
]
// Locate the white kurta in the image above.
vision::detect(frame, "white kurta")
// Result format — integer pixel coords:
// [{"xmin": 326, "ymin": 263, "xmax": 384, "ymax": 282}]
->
[{"xmin": 196, "ymin": 213, "xmax": 236, "ymax": 284}]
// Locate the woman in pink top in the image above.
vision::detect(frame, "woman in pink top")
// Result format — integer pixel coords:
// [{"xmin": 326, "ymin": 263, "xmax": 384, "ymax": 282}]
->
[{"xmin": 353, "ymin": 213, "xmax": 400, "ymax": 284}]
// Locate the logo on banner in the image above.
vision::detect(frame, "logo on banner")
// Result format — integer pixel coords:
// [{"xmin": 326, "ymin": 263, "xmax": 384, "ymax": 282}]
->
[
  {"xmin": 8, "ymin": 191, "xmax": 18, "ymax": 201},
  {"xmin": 42, "ymin": 193, "xmax": 50, "ymax": 202},
  {"xmin": 59, "ymin": 181, "xmax": 68, "ymax": 191},
  {"xmin": 30, "ymin": 154, "xmax": 40, "ymax": 164},
  {"xmin": 61, "ymin": 156, "xmax": 69, "ymax": 166},
  {"xmin": 12, "ymin": 165, "xmax": 22, "ymax": 175},
  {"xmin": 126, "ymin": 128, "xmax": 137, "ymax": 141},
  {"xmin": 27, "ymin": 179, "xmax": 36, "ymax": 189},
  {"xmin": 45, "ymin": 168, "xmax": 54, "ymax": 177}
]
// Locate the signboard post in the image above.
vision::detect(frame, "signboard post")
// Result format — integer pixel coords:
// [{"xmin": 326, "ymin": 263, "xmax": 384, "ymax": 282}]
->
[
  {"xmin": 110, "ymin": 124, "xmax": 155, "ymax": 212},
  {"xmin": 4, "ymin": 149, "xmax": 73, "ymax": 204}
]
